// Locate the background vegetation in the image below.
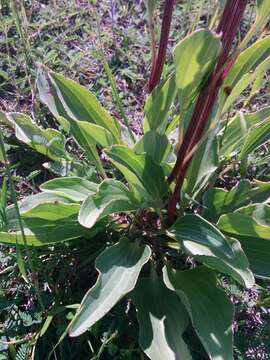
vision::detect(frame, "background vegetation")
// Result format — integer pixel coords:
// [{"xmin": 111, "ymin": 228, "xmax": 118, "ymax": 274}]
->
[{"xmin": 0, "ymin": 1, "xmax": 270, "ymax": 359}]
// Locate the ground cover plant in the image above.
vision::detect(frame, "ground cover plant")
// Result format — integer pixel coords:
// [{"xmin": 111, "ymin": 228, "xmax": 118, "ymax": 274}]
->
[{"xmin": 1, "ymin": 0, "xmax": 270, "ymax": 359}]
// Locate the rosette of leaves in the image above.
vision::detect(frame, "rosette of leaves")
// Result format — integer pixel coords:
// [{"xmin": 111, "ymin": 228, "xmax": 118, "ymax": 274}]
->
[{"xmin": 1, "ymin": 1, "xmax": 270, "ymax": 359}]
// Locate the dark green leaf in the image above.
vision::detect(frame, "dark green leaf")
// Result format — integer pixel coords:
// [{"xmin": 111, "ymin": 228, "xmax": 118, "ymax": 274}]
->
[
  {"xmin": 131, "ymin": 272, "xmax": 191, "ymax": 360},
  {"xmin": 218, "ymin": 209, "xmax": 270, "ymax": 279},
  {"xmin": 202, "ymin": 180, "xmax": 270, "ymax": 222},
  {"xmin": 163, "ymin": 266, "xmax": 234, "ymax": 360}
]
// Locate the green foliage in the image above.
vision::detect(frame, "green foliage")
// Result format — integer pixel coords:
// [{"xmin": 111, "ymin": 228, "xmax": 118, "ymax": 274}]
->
[
  {"xmin": 131, "ymin": 271, "xmax": 192, "ymax": 360},
  {"xmin": 174, "ymin": 29, "xmax": 221, "ymax": 111},
  {"xmin": 1, "ymin": 1, "xmax": 270, "ymax": 359},
  {"xmin": 164, "ymin": 266, "xmax": 234, "ymax": 360},
  {"xmin": 69, "ymin": 238, "xmax": 151, "ymax": 337}
]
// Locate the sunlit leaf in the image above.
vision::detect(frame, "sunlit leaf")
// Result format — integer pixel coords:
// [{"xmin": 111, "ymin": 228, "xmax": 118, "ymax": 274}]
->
[
  {"xmin": 167, "ymin": 214, "xmax": 234, "ymax": 257},
  {"xmin": 163, "ymin": 266, "xmax": 234, "ymax": 360},
  {"xmin": 134, "ymin": 131, "xmax": 172, "ymax": 164},
  {"xmin": 218, "ymin": 208, "xmax": 270, "ymax": 279},
  {"xmin": 219, "ymin": 107, "xmax": 270, "ymax": 158},
  {"xmin": 78, "ymin": 179, "xmax": 140, "ymax": 229},
  {"xmin": 131, "ymin": 272, "xmax": 191, "ymax": 360},
  {"xmin": 143, "ymin": 75, "xmax": 177, "ymax": 132},
  {"xmin": 40, "ymin": 177, "xmax": 98, "ymax": 202},
  {"xmin": 37, "ymin": 64, "xmax": 120, "ymax": 142},
  {"xmin": 1, "ymin": 112, "xmax": 68, "ymax": 161},
  {"xmin": 174, "ymin": 29, "xmax": 221, "ymax": 110},
  {"xmin": 106, "ymin": 146, "xmax": 168, "ymax": 205},
  {"xmin": 69, "ymin": 238, "xmax": 151, "ymax": 337}
]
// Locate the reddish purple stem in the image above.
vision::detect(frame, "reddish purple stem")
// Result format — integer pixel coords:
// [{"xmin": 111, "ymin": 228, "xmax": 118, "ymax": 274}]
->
[
  {"xmin": 167, "ymin": 0, "xmax": 248, "ymax": 224},
  {"xmin": 148, "ymin": 0, "xmax": 176, "ymax": 92}
]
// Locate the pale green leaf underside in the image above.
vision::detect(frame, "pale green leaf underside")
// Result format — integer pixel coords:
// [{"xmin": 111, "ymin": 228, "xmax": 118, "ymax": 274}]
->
[
  {"xmin": 1, "ymin": 112, "xmax": 67, "ymax": 161},
  {"xmin": 78, "ymin": 179, "xmax": 139, "ymax": 229},
  {"xmin": 37, "ymin": 64, "xmax": 120, "ymax": 142},
  {"xmin": 40, "ymin": 177, "xmax": 98, "ymax": 202},
  {"xmin": 183, "ymin": 237, "xmax": 254, "ymax": 288},
  {"xmin": 69, "ymin": 238, "xmax": 151, "ymax": 337},
  {"xmin": 167, "ymin": 214, "xmax": 234, "ymax": 257}
]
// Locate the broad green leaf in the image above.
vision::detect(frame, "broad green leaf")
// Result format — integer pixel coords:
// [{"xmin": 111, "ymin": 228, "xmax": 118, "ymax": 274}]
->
[
  {"xmin": 143, "ymin": 75, "xmax": 177, "ymax": 132},
  {"xmin": 1, "ymin": 113, "xmax": 68, "ymax": 161},
  {"xmin": 203, "ymin": 180, "xmax": 270, "ymax": 222},
  {"xmin": 167, "ymin": 214, "xmax": 234, "ymax": 257},
  {"xmin": 0, "ymin": 205, "xmax": 96, "ymax": 247},
  {"xmin": 184, "ymin": 131, "xmax": 218, "ymax": 200},
  {"xmin": 40, "ymin": 177, "xmax": 98, "ymax": 202},
  {"xmin": 131, "ymin": 273, "xmax": 191, "ymax": 360},
  {"xmin": 43, "ymin": 159, "xmax": 96, "ymax": 179},
  {"xmin": 78, "ymin": 179, "xmax": 139, "ymax": 229},
  {"xmin": 236, "ymin": 203, "xmax": 270, "ymax": 225},
  {"xmin": 203, "ymin": 181, "xmax": 251, "ymax": 222},
  {"xmin": 163, "ymin": 266, "xmax": 234, "ymax": 360},
  {"xmin": 69, "ymin": 238, "xmax": 151, "ymax": 337},
  {"xmin": 218, "ymin": 210, "xmax": 270, "ymax": 279},
  {"xmin": 37, "ymin": 65, "xmax": 120, "ymax": 142},
  {"xmin": 17, "ymin": 192, "xmax": 73, "ymax": 214},
  {"xmin": 240, "ymin": 117, "xmax": 270, "ymax": 159},
  {"xmin": 222, "ymin": 55, "xmax": 270, "ymax": 114},
  {"xmin": 0, "ymin": 222, "xmax": 92, "ymax": 247},
  {"xmin": 68, "ymin": 120, "xmax": 114, "ymax": 148},
  {"xmin": 219, "ymin": 212, "xmax": 270, "ymax": 240},
  {"xmin": 219, "ymin": 107, "xmax": 270, "ymax": 157},
  {"xmin": 220, "ymin": 35, "xmax": 270, "ymax": 110},
  {"xmin": 182, "ymin": 236, "xmax": 254, "ymax": 288},
  {"xmin": 54, "ymin": 114, "xmax": 111, "ymax": 170},
  {"xmin": 21, "ymin": 202, "xmax": 80, "ymax": 221},
  {"xmin": 240, "ymin": 0, "xmax": 270, "ymax": 50},
  {"xmin": 134, "ymin": 131, "xmax": 172, "ymax": 164},
  {"xmin": 106, "ymin": 146, "xmax": 168, "ymax": 205},
  {"xmin": 174, "ymin": 29, "xmax": 221, "ymax": 110}
]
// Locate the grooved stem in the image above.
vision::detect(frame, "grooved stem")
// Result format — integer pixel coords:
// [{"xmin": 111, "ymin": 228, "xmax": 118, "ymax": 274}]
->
[
  {"xmin": 167, "ymin": 0, "xmax": 248, "ymax": 224},
  {"xmin": 148, "ymin": 0, "xmax": 176, "ymax": 92}
]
